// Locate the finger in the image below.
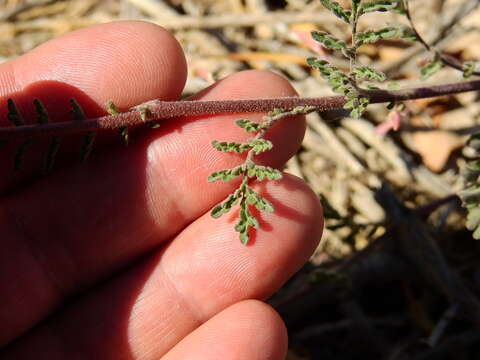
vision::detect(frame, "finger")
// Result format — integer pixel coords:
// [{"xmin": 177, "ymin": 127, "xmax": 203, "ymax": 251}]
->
[
  {"xmin": 161, "ymin": 301, "xmax": 287, "ymax": 360},
  {"xmin": 0, "ymin": 20, "xmax": 187, "ymax": 345},
  {"xmin": 2, "ymin": 175, "xmax": 321, "ymax": 359},
  {"xmin": 0, "ymin": 21, "xmax": 186, "ymax": 193},
  {"xmin": 0, "ymin": 70, "xmax": 305, "ymax": 346}
]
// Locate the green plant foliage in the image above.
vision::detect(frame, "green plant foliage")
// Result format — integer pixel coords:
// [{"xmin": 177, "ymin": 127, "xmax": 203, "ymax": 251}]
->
[
  {"xmin": 211, "ymin": 188, "xmax": 242, "ymax": 218},
  {"xmin": 236, "ymin": 197, "xmax": 259, "ymax": 244},
  {"xmin": 319, "ymin": 0, "xmax": 351, "ymax": 23},
  {"xmin": 344, "ymin": 96, "xmax": 370, "ymax": 118},
  {"xmin": 351, "ymin": 0, "xmax": 362, "ymax": 16},
  {"xmin": 420, "ymin": 54, "xmax": 443, "ymax": 80},
  {"xmin": 311, "ymin": 31, "xmax": 354, "ymax": 58},
  {"xmin": 235, "ymin": 119, "xmax": 265, "ymax": 133},
  {"xmin": 212, "ymin": 140, "xmax": 251, "ymax": 153},
  {"xmin": 208, "ymin": 106, "xmax": 301, "ymax": 243},
  {"xmin": 208, "ymin": 165, "xmax": 245, "ymax": 182},
  {"xmin": 355, "ymin": 26, "xmax": 417, "ymax": 47},
  {"xmin": 460, "ymin": 135, "xmax": 480, "ymax": 239},
  {"xmin": 306, "ymin": 58, "xmax": 356, "ymax": 96},
  {"xmin": 247, "ymin": 139, "xmax": 273, "ymax": 154},
  {"xmin": 246, "ymin": 164, "xmax": 282, "ymax": 181},
  {"xmin": 352, "ymin": 66, "xmax": 386, "ymax": 81},
  {"xmin": 462, "ymin": 61, "xmax": 476, "ymax": 79},
  {"xmin": 360, "ymin": 0, "xmax": 398, "ymax": 14}
]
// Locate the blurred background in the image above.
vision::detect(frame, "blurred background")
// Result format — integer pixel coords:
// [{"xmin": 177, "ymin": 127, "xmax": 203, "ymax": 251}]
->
[{"xmin": 1, "ymin": 0, "xmax": 480, "ymax": 358}]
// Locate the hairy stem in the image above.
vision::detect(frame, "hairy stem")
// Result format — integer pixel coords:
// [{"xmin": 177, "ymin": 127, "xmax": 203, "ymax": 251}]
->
[{"xmin": 1, "ymin": 79, "xmax": 480, "ymax": 140}]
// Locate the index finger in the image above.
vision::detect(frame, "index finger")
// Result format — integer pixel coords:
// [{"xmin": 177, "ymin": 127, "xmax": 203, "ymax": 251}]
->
[{"xmin": 0, "ymin": 20, "xmax": 186, "ymax": 194}]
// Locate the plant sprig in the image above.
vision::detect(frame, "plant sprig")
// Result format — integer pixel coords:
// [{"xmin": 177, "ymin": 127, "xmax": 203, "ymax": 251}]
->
[{"xmin": 208, "ymin": 106, "xmax": 316, "ymax": 244}]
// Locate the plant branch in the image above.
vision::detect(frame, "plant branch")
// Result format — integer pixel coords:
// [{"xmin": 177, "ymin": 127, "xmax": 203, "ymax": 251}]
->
[
  {"xmin": 1, "ymin": 79, "xmax": 480, "ymax": 141},
  {"xmin": 404, "ymin": 0, "xmax": 480, "ymax": 76}
]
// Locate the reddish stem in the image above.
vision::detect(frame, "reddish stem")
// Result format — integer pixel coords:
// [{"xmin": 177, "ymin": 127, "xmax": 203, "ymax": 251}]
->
[{"xmin": 0, "ymin": 79, "xmax": 479, "ymax": 140}]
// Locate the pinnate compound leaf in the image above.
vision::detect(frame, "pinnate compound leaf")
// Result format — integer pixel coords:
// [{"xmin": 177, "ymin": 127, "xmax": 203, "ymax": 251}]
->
[
  {"xmin": 235, "ymin": 119, "xmax": 264, "ymax": 133},
  {"xmin": 311, "ymin": 31, "xmax": 349, "ymax": 52},
  {"xmin": 246, "ymin": 187, "xmax": 274, "ymax": 212},
  {"xmin": 211, "ymin": 190, "xmax": 241, "ymax": 218},
  {"xmin": 235, "ymin": 200, "xmax": 259, "ymax": 244},
  {"xmin": 355, "ymin": 26, "xmax": 417, "ymax": 46},
  {"xmin": 352, "ymin": 66, "xmax": 386, "ymax": 82},
  {"xmin": 360, "ymin": 0, "xmax": 398, "ymax": 13},
  {"xmin": 212, "ymin": 140, "xmax": 250, "ymax": 153},
  {"xmin": 319, "ymin": 0, "xmax": 351, "ymax": 23},
  {"xmin": 307, "ymin": 58, "xmax": 356, "ymax": 96},
  {"xmin": 246, "ymin": 165, "xmax": 282, "ymax": 181},
  {"xmin": 208, "ymin": 166, "xmax": 244, "ymax": 182},
  {"xmin": 247, "ymin": 138, "xmax": 273, "ymax": 154}
]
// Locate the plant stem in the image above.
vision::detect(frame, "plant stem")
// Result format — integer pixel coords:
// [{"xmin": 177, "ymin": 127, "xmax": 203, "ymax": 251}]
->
[
  {"xmin": 404, "ymin": 0, "xmax": 480, "ymax": 76},
  {"xmin": 1, "ymin": 79, "xmax": 480, "ymax": 140}
]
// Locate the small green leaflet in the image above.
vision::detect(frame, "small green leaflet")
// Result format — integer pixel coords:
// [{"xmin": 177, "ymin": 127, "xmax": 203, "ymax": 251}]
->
[
  {"xmin": 319, "ymin": 0, "xmax": 352, "ymax": 24},
  {"xmin": 208, "ymin": 165, "xmax": 244, "ymax": 182},
  {"xmin": 235, "ymin": 119, "xmax": 265, "ymax": 133},
  {"xmin": 355, "ymin": 26, "xmax": 417, "ymax": 46},
  {"xmin": 420, "ymin": 54, "xmax": 443, "ymax": 80},
  {"xmin": 360, "ymin": 0, "xmax": 398, "ymax": 14}
]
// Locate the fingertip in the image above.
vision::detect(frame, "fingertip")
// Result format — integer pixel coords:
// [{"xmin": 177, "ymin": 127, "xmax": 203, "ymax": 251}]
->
[
  {"xmin": 2, "ymin": 21, "xmax": 187, "ymax": 108},
  {"xmin": 162, "ymin": 300, "xmax": 288, "ymax": 360}
]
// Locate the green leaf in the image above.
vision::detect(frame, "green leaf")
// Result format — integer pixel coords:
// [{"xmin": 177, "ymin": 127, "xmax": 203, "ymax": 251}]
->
[
  {"xmin": 234, "ymin": 199, "xmax": 258, "ymax": 244},
  {"xmin": 307, "ymin": 58, "xmax": 357, "ymax": 96},
  {"xmin": 246, "ymin": 165, "xmax": 282, "ymax": 181},
  {"xmin": 420, "ymin": 54, "xmax": 443, "ymax": 80},
  {"xmin": 462, "ymin": 61, "xmax": 476, "ymax": 79},
  {"xmin": 247, "ymin": 138, "xmax": 273, "ymax": 154},
  {"xmin": 211, "ymin": 190, "xmax": 241, "ymax": 218},
  {"xmin": 311, "ymin": 31, "xmax": 353, "ymax": 57},
  {"xmin": 208, "ymin": 166, "xmax": 244, "ymax": 182},
  {"xmin": 360, "ymin": 0, "xmax": 398, "ymax": 14},
  {"xmin": 319, "ymin": 0, "xmax": 352, "ymax": 23},
  {"xmin": 355, "ymin": 26, "xmax": 417, "ymax": 46},
  {"xmin": 235, "ymin": 119, "xmax": 264, "ymax": 133},
  {"xmin": 352, "ymin": 66, "xmax": 386, "ymax": 81},
  {"xmin": 351, "ymin": 0, "xmax": 362, "ymax": 15},
  {"xmin": 246, "ymin": 187, "xmax": 274, "ymax": 212},
  {"xmin": 211, "ymin": 140, "xmax": 250, "ymax": 154}
]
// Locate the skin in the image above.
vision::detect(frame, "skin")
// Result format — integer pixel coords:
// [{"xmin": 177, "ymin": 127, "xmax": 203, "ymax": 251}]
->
[{"xmin": 0, "ymin": 21, "xmax": 323, "ymax": 359}]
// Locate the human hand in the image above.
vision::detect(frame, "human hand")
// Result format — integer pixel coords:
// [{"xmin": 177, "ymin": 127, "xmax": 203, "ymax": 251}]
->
[{"xmin": 0, "ymin": 21, "xmax": 323, "ymax": 359}]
